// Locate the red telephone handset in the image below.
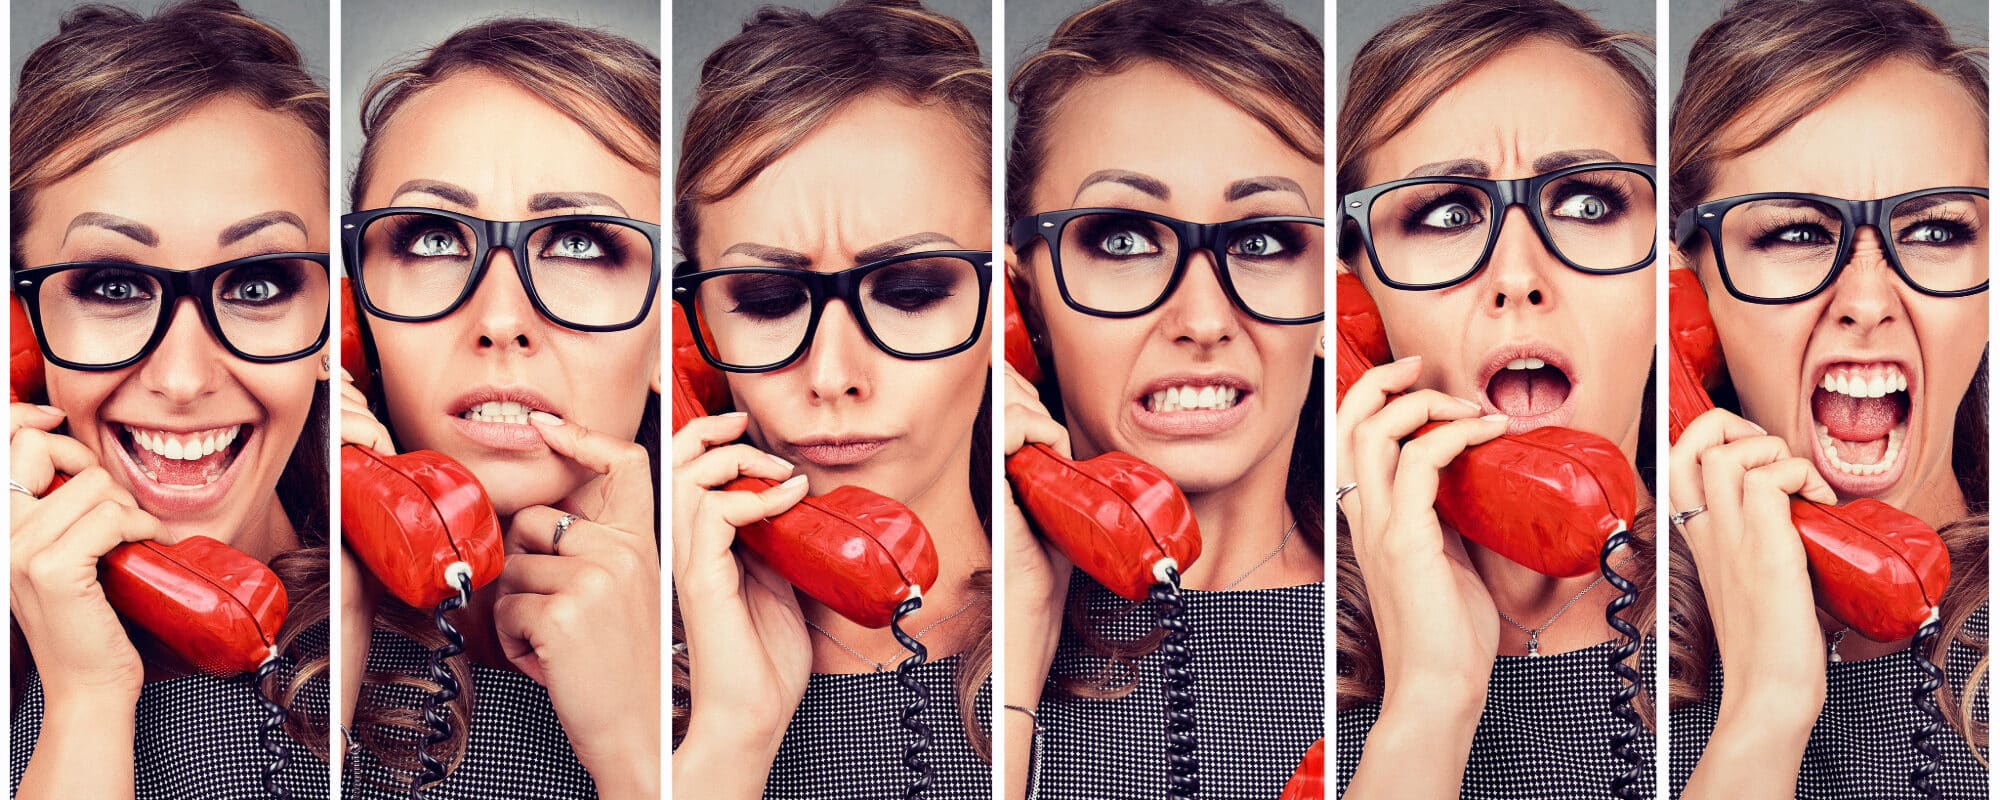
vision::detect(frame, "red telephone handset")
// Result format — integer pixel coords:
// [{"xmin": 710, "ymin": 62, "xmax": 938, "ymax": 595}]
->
[
  {"xmin": 10, "ymin": 297, "xmax": 287, "ymax": 677},
  {"xmin": 1278, "ymin": 739, "xmax": 1324, "ymax": 800},
  {"xmin": 670, "ymin": 311, "xmax": 939, "ymax": 629},
  {"xmin": 1001, "ymin": 285, "xmax": 1202, "ymax": 601},
  {"xmin": 1667, "ymin": 269, "xmax": 1948, "ymax": 641},
  {"xmin": 1334, "ymin": 272, "xmax": 1636, "ymax": 578},
  {"xmin": 338, "ymin": 280, "xmax": 505, "ymax": 610}
]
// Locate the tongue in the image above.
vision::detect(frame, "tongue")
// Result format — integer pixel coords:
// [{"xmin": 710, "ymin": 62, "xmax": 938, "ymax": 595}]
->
[
  {"xmin": 1487, "ymin": 367, "xmax": 1571, "ymax": 416},
  {"xmin": 1812, "ymin": 389, "xmax": 1903, "ymax": 441},
  {"xmin": 131, "ymin": 438, "xmax": 231, "ymax": 487}
]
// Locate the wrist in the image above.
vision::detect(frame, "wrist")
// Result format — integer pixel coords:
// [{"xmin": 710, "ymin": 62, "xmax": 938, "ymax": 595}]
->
[
  {"xmin": 42, "ymin": 671, "xmax": 142, "ymax": 712},
  {"xmin": 1380, "ymin": 681, "xmax": 1485, "ymax": 736},
  {"xmin": 674, "ymin": 727, "xmax": 775, "ymax": 800}
]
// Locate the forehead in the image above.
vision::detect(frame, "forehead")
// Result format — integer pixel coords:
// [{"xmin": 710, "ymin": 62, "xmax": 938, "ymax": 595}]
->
[
  {"xmin": 360, "ymin": 70, "xmax": 659, "ymax": 219},
  {"xmin": 1707, "ymin": 58, "xmax": 1986, "ymax": 200},
  {"xmin": 1362, "ymin": 38, "xmax": 1650, "ymax": 184}
]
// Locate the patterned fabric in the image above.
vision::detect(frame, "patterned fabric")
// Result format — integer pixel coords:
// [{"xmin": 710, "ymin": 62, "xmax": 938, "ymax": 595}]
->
[
  {"xmin": 1669, "ymin": 606, "xmax": 1990, "ymax": 800},
  {"xmin": 763, "ymin": 656, "xmax": 994, "ymax": 799}
]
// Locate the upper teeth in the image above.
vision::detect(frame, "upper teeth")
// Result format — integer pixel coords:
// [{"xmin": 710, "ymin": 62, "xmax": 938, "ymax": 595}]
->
[
  {"xmin": 129, "ymin": 425, "xmax": 240, "ymax": 461},
  {"xmin": 1819, "ymin": 365, "xmax": 1909, "ymax": 399},
  {"xmin": 462, "ymin": 401, "xmax": 534, "ymax": 424},
  {"xmin": 1148, "ymin": 384, "xmax": 1241, "ymax": 413},
  {"xmin": 1504, "ymin": 358, "xmax": 1548, "ymax": 371}
]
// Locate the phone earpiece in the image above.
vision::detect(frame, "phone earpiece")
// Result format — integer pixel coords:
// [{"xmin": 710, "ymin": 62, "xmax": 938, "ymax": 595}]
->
[{"xmin": 100, "ymin": 537, "xmax": 289, "ymax": 676}]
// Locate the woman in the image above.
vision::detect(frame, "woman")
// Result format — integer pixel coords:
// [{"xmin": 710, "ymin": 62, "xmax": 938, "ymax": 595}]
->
[
  {"xmin": 8, "ymin": 1, "xmax": 331, "ymax": 797},
  {"xmin": 669, "ymin": 2, "xmax": 994, "ymax": 797},
  {"xmin": 337, "ymin": 17, "xmax": 662, "ymax": 799},
  {"xmin": 1334, "ymin": 1, "xmax": 1658, "ymax": 796},
  {"xmin": 1667, "ymin": 1, "xmax": 1988, "ymax": 797},
  {"xmin": 1004, "ymin": 1, "xmax": 1324, "ymax": 798}
]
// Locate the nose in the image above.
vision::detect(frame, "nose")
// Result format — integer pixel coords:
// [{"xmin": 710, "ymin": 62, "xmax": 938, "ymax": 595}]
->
[
  {"xmin": 136, "ymin": 297, "xmax": 223, "ymax": 405},
  {"xmin": 462, "ymin": 249, "xmax": 542, "ymax": 356},
  {"xmin": 1157, "ymin": 250, "xmax": 1242, "ymax": 349},
  {"xmin": 798, "ymin": 299, "xmax": 873, "ymax": 404},
  {"xmin": 1481, "ymin": 205, "xmax": 1558, "ymax": 314},
  {"xmin": 1824, "ymin": 226, "xmax": 1901, "ymax": 335}
]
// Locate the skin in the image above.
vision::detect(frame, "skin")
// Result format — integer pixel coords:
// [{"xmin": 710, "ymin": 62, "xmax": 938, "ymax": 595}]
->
[
  {"xmin": 1335, "ymin": 40, "xmax": 1653, "ymax": 798},
  {"xmin": 1002, "ymin": 63, "xmax": 1325, "ymax": 800},
  {"xmin": 1672, "ymin": 58, "xmax": 1986, "ymax": 798},
  {"xmin": 338, "ymin": 70, "xmax": 661, "ymax": 799},
  {"xmin": 672, "ymin": 92, "xmax": 991, "ymax": 799},
  {"xmin": 9, "ymin": 95, "xmax": 326, "ymax": 800}
]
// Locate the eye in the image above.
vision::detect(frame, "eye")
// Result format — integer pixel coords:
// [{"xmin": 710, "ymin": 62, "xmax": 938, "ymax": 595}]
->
[
  {"xmin": 1904, "ymin": 223, "xmax": 1956, "ymax": 245},
  {"xmin": 1552, "ymin": 193, "xmax": 1610, "ymax": 221},
  {"xmin": 406, "ymin": 228, "xmax": 467, "ymax": 258},
  {"xmin": 93, "ymin": 278, "xmax": 146, "ymax": 302},
  {"xmin": 1421, "ymin": 203, "xmax": 1479, "ymax": 230},
  {"xmin": 545, "ymin": 231, "xmax": 605, "ymax": 260},
  {"xmin": 1097, "ymin": 228, "xmax": 1160, "ymax": 257},
  {"xmin": 1777, "ymin": 226, "xmax": 1830, "ymax": 245},
  {"xmin": 225, "ymin": 278, "xmax": 285, "ymax": 304},
  {"xmin": 1229, "ymin": 231, "xmax": 1287, "ymax": 257}
]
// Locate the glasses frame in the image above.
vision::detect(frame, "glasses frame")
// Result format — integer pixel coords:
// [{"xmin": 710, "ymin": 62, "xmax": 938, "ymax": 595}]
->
[
  {"xmin": 1008, "ymin": 208, "xmax": 1325, "ymax": 324},
  {"xmin": 12, "ymin": 252, "xmax": 331, "ymax": 371},
  {"xmin": 1338, "ymin": 162, "xmax": 1658, "ymax": 291},
  {"xmin": 672, "ymin": 250, "xmax": 994, "ymax": 373},
  {"xmin": 341, "ymin": 207, "xmax": 662, "ymax": 331},
  {"xmin": 1672, "ymin": 186, "xmax": 1991, "ymax": 304}
]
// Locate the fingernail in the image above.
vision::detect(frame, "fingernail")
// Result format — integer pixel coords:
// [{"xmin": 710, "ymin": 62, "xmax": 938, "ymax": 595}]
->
[
  {"xmin": 529, "ymin": 411, "xmax": 564, "ymax": 427},
  {"xmin": 1457, "ymin": 396, "xmax": 1482, "ymax": 409},
  {"xmin": 36, "ymin": 405, "xmax": 63, "ymax": 416},
  {"xmin": 1482, "ymin": 413, "xmax": 1509, "ymax": 422},
  {"xmin": 1394, "ymin": 354, "xmax": 1421, "ymax": 364},
  {"xmin": 1750, "ymin": 421, "xmax": 1767, "ymax": 434},
  {"xmin": 779, "ymin": 474, "xmax": 808, "ymax": 490},
  {"xmin": 769, "ymin": 453, "xmax": 793, "ymax": 470},
  {"xmin": 720, "ymin": 411, "xmax": 748, "ymax": 419}
]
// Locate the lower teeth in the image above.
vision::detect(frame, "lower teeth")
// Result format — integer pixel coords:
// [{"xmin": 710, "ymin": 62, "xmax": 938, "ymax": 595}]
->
[{"xmin": 1817, "ymin": 422, "xmax": 1904, "ymax": 477}]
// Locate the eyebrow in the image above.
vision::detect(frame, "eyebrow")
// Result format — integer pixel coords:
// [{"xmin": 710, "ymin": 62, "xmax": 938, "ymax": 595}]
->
[
  {"xmin": 716, "ymin": 232, "xmax": 962, "ymax": 269},
  {"xmin": 388, "ymin": 179, "xmax": 477, "ymax": 208},
  {"xmin": 1404, "ymin": 149, "xmax": 1626, "ymax": 179},
  {"xmin": 217, "ymin": 211, "xmax": 308, "ymax": 246},
  {"xmin": 62, "ymin": 212, "xmax": 157, "ymax": 247},
  {"xmin": 527, "ymin": 191, "xmax": 629, "ymax": 216},
  {"xmin": 1073, "ymin": 170, "xmax": 1171, "ymax": 203},
  {"xmin": 1225, "ymin": 176, "xmax": 1310, "ymax": 206}
]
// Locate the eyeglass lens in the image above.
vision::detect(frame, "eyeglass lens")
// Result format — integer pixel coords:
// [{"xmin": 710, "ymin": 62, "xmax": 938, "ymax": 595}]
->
[
  {"xmin": 1364, "ymin": 168, "xmax": 1654, "ymax": 285},
  {"xmin": 692, "ymin": 255, "xmax": 984, "ymax": 367},
  {"xmin": 357, "ymin": 212, "xmax": 656, "ymax": 326},
  {"xmin": 34, "ymin": 259, "xmax": 328, "ymax": 366},
  {"xmin": 1715, "ymin": 193, "xmax": 1986, "ymax": 299}
]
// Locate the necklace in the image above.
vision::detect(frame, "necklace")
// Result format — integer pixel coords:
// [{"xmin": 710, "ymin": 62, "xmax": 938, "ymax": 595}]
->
[
  {"xmin": 1216, "ymin": 519, "xmax": 1298, "ymax": 592},
  {"xmin": 806, "ymin": 591, "xmax": 982, "ymax": 673},
  {"xmin": 1824, "ymin": 626, "xmax": 1850, "ymax": 663},
  {"xmin": 1495, "ymin": 551, "xmax": 1637, "ymax": 657}
]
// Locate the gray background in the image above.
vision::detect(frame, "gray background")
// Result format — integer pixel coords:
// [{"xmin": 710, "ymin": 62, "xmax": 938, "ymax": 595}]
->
[
  {"xmin": 12, "ymin": 0, "xmax": 328, "ymax": 95},
  {"xmin": 672, "ymin": 0, "xmax": 991, "ymax": 155},
  {"xmin": 344, "ymin": 0, "xmax": 660, "ymax": 190},
  {"xmin": 1669, "ymin": 0, "xmax": 1985, "ymax": 94},
  {"xmin": 1338, "ymin": 0, "xmax": 1650, "ymax": 85}
]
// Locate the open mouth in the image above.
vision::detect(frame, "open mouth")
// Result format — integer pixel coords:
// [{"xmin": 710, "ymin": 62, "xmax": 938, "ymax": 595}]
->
[
  {"xmin": 1142, "ymin": 383, "xmax": 1247, "ymax": 413},
  {"xmin": 1810, "ymin": 362, "xmax": 1911, "ymax": 483},
  {"xmin": 1131, "ymin": 375, "xmax": 1254, "ymax": 437},
  {"xmin": 447, "ymin": 392, "xmax": 562, "ymax": 453},
  {"xmin": 457, "ymin": 400, "xmax": 542, "ymax": 426},
  {"xmin": 1479, "ymin": 347, "xmax": 1577, "ymax": 434},
  {"xmin": 116, "ymin": 423, "xmax": 251, "ymax": 488}
]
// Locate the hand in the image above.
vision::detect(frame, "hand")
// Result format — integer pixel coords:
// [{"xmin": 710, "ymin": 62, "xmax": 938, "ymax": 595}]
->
[
  {"xmin": 338, "ymin": 368, "xmax": 394, "ymax": 454},
  {"xmin": 9, "ymin": 403, "xmax": 161, "ymax": 703},
  {"xmin": 999, "ymin": 363, "xmax": 1074, "ymax": 707},
  {"xmin": 494, "ymin": 413, "xmax": 661, "ymax": 798},
  {"xmin": 669, "ymin": 412, "xmax": 813, "ymax": 797}
]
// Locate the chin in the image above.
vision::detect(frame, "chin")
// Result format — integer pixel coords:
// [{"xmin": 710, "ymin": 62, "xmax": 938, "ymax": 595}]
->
[{"xmin": 456, "ymin": 457, "xmax": 578, "ymax": 517}]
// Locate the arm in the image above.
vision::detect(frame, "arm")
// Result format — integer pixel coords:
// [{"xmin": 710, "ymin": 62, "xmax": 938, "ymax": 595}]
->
[{"xmin": 15, "ymin": 683, "xmax": 140, "ymax": 800}]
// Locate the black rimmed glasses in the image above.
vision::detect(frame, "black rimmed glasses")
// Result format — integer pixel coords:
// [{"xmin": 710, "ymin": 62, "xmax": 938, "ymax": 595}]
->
[
  {"xmin": 672, "ymin": 251, "xmax": 992, "ymax": 372},
  {"xmin": 12, "ymin": 253, "xmax": 330, "ymax": 370},
  {"xmin": 1673, "ymin": 187, "xmax": 1989, "ymax": 304},
  {"xmin": 1008, "ymin": 209, "xmax": 1325, "ymax": 324},
  {"xmin": 341, "ymin": 208, "xmax": 661, "ymax": 331},
  {"xmin": 1339, "ymin": 162, "xmax": 1657, "ymax": 290}
]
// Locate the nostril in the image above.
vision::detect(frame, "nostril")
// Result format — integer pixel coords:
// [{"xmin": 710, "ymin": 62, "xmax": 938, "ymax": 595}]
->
[
  {"xmin": 1528, "ymin": 289, "xmax": 1543, "ymax": 305},
  {"xmin": 1494, "ymin": 294, "xmax": 1506, "ymax": 308}
]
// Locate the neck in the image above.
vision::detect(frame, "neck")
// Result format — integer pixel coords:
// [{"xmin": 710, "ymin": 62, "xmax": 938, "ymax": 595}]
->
[
  {"xmin": 1174, "ymin": 438, "xmax": 1317, "ymax": 591},
  {"xmin": 1895, "ymin": 455, "xmax": 1969, "ymax": 530},
  {"xmin": 1465, "ymin": 482, "xmax": 1649, "ymax": 652}
]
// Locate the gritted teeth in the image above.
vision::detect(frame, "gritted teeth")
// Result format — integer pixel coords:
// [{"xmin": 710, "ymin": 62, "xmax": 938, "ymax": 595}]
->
[
  {"xmin": 1144, "ymin": 383, "xmax": 1244, "ymax": 413},
  {"xmin": 460, "ymin": 400, "xmax": 537, "ymax": 425},
  {"xmin": 1817, "ymin": 362, "xmax": 1909, "ymax": 399},
  {"xmin": 124, "ymin": 424, "xmax": 243, "ymax": 461},
  {"xmin": 1818, "ymin": 421, "xmax": 1906, "ymax": 475}
]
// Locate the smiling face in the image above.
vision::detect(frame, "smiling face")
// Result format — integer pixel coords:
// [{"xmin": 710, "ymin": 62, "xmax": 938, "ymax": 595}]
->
[
  {"xmin": 1013, "ymin": 62, "xmax": 1322, "ymax": 492},
  {"xmin": 1684, "ymin": 58, "xmax": 1986, "ymax": 512},
  {"xmin": 358, "ymin": 70, "xmax": 662, "ymax": 516},
  {"xmin": 1349, "ymin": 39, "xmax": 1653, "ymax": 453},
  {"xmin": 19, "ymin": 94, "xmax": 327, "ymax": 548},
  {"xmin": 693, "ymin": 92, "xmax": 990, "ymax": 508}
]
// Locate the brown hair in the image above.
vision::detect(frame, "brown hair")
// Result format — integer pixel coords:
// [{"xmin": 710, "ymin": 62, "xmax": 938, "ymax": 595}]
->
[
  {"xmin": 1008, "ymin": 0, "xmax": 1324, "ymax": 699},
  {"xmin": 346, "ymin": 17, "xmax": 661, "ymax": 779},
  {"xmin": 670, "ymin": 0, "xmax": 996, "ymax": 757},
  {"xmin": 1333, "ymin": 0, "xmax": 1659, "ymax": 723},
  {"xmin": 11, "ymin": 0, "xmax": 332, "ymax": 755},
  {"xmin": 1667, "ymin": 0, "xmax": 1988, "ymax": 751}
]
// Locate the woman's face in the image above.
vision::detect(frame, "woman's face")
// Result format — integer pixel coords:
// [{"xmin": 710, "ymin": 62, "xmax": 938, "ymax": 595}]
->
[
  {"xmin": 360, "ymin": 71, "xmax": 662, "ymax": 516},
  {"xmin": 1351, "ymin": 40, "xmax": 1653, "ymax": 454},
  {"xmin": 1013, "ymin": 62, "xmax": 1322, "ymax": 493},
  {"xmin": 697, "ymin": 92, "xmax": 990, "ymax": 508},
  {"xmin": 1685, "ymin": 58, "xmax": 1986, "ymax": 510},
  {"xmin": 22, "ymin": 95, "xmax": 327, "ymax": 548}
]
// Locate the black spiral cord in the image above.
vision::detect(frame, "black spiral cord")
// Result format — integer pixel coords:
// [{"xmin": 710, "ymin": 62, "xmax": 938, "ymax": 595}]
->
[
  {"xmin": 411, "ymin": 574, "xmax": 471, "ymax": 799},
  {"xmin": 1150, "ymin": 567, "xmax": 1198, "ymax": 800},
  {"xmin": 254, "ymin": 656, "xmax": 292, "ymax": 799},
  {"xmin": 889, "ymin": 596, "xmax": 934, "ymax": 800},
  {"xmin": 1599, "ymin": 530, "xmax": 1644, "ymax": 800},
  {"xmin": 1909, "ymin": 612, "xmax": 1945, "ymax": 799}
]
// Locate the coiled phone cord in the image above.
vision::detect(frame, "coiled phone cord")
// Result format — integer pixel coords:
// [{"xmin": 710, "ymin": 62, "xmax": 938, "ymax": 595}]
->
[
  {"xmin": 890, "ymin": 595, "xmax": 935, "ymax": 800},
  {"xmin": 1151, "ymin": 567, "xmax": 1198, "ymax": 800},
  {"xmin": 1599, "ymin": 529, "xmax": 1644, "ymax": 800},
  {"xmin": 411, "ymin": 574, "xmax": 471, "ymax": 798},
  {"xmin": 1909, "ymin": 611, "xmax": 1945, "ymax": 800},
  {"xmin": 254, "ymin": 655, "xmax": 292, "ymax": 799}
]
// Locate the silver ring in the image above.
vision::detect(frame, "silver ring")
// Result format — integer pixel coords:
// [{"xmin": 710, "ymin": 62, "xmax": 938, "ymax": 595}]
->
[
  {"xmin": 552, "ymin": 513, "xmax": 578, "ymax": 554},
  {"xmin": 8, "ymin": 480, "xmax": 35, "ymax": 499},
  {"xmin": 1336, "ymin": 482, "xmax": 1358, "ymax": 502},
  {"xmin": 1670, "ymin": 505, "xmax": 1707, "ymax": 527}
]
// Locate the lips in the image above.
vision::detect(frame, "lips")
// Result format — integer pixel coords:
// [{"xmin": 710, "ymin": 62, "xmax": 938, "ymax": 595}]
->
[
  {"xmin": 107, "ymin": 421, "xmax": 256, "ymax": 515},
  {"xmin": 790, "ymin": 438, "xmax": 891, "ymax": 467},
  {"xmin": 1478, "ymin": 344, "xmax": 1578, "ymax": 434},
  {"xmin": 1808, "ymin": 360, "xmax": 1913, "ymax": 492},
  {"xmin": 1130, "ymin": 373, "xmax": 1254, "ymax": 437},
  {"xmin": 446, "ymin": 388, "xmax": 563, "ymax": 452}
]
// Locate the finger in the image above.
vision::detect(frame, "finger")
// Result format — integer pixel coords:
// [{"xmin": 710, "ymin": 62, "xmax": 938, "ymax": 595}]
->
[
  {"xmin": 531, "ymin": 412, "xmax": 653, "ymax": 532},
  {"xmin": 1741, "ymin": 458, "xmax": 1837, "ymax": 527},
  {"xmin": 491, "ymin": 592, "xmax": 553, "ymax": 686},
  {"xmin": 1004, "ymin": 398, "xmax": 1071, "ymax": 459},
  {"xmin": 1697, "ymin": 435, "xmax": 1794, "ymax": 548},
  {"xmin": 1348, "ymin": 390, "xmax": 1486, "ymax": 525},
  {"xmin": 13, "ymin": 467, "xmax": 133, "ymax": 552},
  {"xmin": 1335, "ymin": 355, "xmax": 1424, "ymax": 438},
  {"xmin": 678, "ymin": 444, "xmax": 795, "ymax": 490},
  {"xmin": 496, "ymin": 552, "xmax": 588, "ymax": 596},
  {"xmin": 339, "ymin": 408, "xmax": 396, "ymax": 454},
  {"xmin": 671, "ymin": 412, "xmax": 751, "ymax": 467},
  {"xmin": 10, "ymin": 429, "xmax": 99, "ymax": 495},
  {"xmin": 10, "ymin": 403, "xmax": 66, "ymax": 438},
  {"xmin": 44, "ymin": 500, "xmax": 165, "ymax": 561},
  {"xmin": 1384, "ymin": 414, "xmax": 1511, "ymax": 530},
  {"xmin": 1668, "ymin": 408, "xmax": 1767, "ymax": 514},
  {"xmin": 509, "ymin": 507, "xmax": 613, "ymax": 557},
  {"xmin": 702, "ymin": 476, "xmax": 811, "ymax": 531}
]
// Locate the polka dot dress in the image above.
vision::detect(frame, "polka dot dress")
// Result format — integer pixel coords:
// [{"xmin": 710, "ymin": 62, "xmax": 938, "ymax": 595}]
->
[
  {"xmin": 1668, "ymin": 606, "xmax": 1989, "ymax": 799},
  {"xmin": 762, "ymin": 655, "xmax": 994, "ymax": 799},
  {"xmin": 1335, "ymin": 635, "xmax": 1659, "ymax": 798},
  {"xmin": 9, "ymin": 621, "xmax": 332, "ymax": 799},
  {"xmin": 1030, "ymin": 573, "xmax": 1325, "ymax": 800},
  {"xmin": 343, "ymin": 628, "xmax": 595, "ymax": 799}
]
